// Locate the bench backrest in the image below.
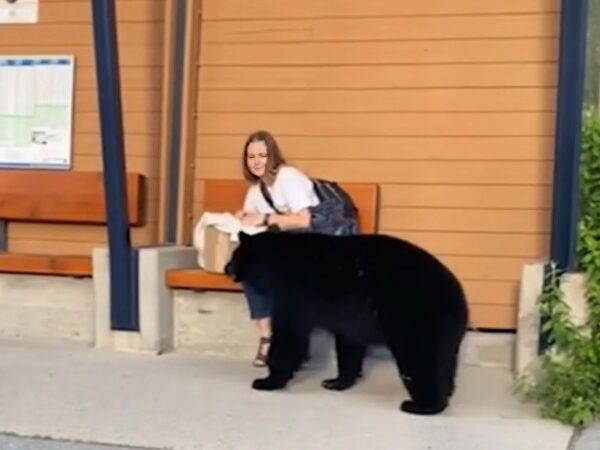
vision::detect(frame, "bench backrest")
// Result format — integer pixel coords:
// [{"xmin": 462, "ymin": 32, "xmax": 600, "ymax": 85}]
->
[
  {"xmin": 0, "ymin": 170, "xmax": 145, "ymax": 225},
  {"xmin": 203, "ymin": 179, "xmax": 379, "ymax": 233}
]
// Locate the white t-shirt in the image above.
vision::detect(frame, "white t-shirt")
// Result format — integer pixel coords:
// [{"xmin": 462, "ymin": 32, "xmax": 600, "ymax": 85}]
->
[{"xmin": 243, "ymin": 165, "xmax": 320, "ymax": 215}]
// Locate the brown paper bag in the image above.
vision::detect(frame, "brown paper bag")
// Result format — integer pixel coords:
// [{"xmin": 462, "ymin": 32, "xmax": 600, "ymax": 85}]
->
[{"xmin": 201, "ymin": 225, "xmax": 239, "ymax": 273}]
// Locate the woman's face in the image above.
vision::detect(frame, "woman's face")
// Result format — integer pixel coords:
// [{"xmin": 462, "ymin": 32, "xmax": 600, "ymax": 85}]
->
[{"xmin": 246, "ymin": 140, "xmax": 268, "ymax": 178}]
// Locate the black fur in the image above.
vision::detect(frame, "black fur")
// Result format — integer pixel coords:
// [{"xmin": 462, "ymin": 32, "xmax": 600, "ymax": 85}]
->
[{"xmin": 226, "ymin": 231, "xmax": 469, "ymax": 415}]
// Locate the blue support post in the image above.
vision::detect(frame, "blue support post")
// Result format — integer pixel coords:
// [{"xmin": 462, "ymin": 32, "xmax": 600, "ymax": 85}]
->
[
  {"xmin": 166, "ymin": 0, "xmax": 188, "ymax": 243},
  {"xmin": 91, "ymin": 0, "xmax": 139, "ymax": 331},
  {"xmin": 549, "ymin": 0, "xmax": 589, "ymax": 272},
  {"xmin": 540, "ymin": 0, "xmax": 589, "ymax": 352},
  {"xmin": 0, "ymin": 220, "xmax": 6, "ymax": 251}
]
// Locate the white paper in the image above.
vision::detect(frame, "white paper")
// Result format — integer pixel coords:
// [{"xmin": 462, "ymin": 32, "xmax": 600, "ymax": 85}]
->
[
  {"xmin": 0, "ymin": 55, "xmax": 74, "ymax": 169},
  {"xmin": 0, "ymin": 0, "xmax": 38, "ymax": 24}
]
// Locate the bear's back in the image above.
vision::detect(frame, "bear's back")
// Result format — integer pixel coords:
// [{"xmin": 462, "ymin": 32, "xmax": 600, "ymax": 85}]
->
[{"xmin": 252, "ymin": 232, "xmax": 461, "ymax": 298}]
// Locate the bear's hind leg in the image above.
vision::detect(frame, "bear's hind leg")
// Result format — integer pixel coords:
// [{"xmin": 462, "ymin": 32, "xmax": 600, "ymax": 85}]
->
[
  {"xmin": 388, "ymin": 335, "xmax": 449, "ymax": 415},
  {"xmin": 439, "ymin": 315, "xmax": 467, "ymax": 399},
  {"xmin": 399, "ymin": 372, "xmax": 448, "ymax": 415},
  {"xmin": 321, "ymin": 333, "xmax": 366, "ymax": 391}
]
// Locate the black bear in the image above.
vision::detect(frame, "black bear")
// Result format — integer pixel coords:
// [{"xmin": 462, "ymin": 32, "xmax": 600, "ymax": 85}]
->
[{"xmin": 225, "ymin": 231, "xmax": 469, "ymax": 415}]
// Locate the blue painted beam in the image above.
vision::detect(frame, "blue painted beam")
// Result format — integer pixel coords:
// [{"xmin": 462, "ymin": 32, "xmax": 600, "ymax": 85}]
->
[
  {"xmin": 540, "ymin": 0, "xmax": 589, "ymax": 353},
  {"xmin": 0, "ymin": 220, "xmax": 6, "ymax": 251},
  {"xmin": 91, "ymin": 0, "xmax": 139, "ymax": 331}
]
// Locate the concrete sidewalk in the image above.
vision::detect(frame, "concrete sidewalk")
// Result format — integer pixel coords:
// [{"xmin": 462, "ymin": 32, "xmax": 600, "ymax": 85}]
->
[
  {"xmin": 0, "ymin": 337, "xmax": 574, "ymax": 450},
  {"xmin": 0, "ymin": 433, "xmax": 153, "ymax": 450},
  {"xmin": 571, "ymin": 423, "xmax": 600, "ymax": 450}
]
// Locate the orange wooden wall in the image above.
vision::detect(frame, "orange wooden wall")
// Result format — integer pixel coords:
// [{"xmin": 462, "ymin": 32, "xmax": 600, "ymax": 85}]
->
[
  {"xmin": 0, "ymin": 0, "xmax": 164, "ymax": 254},
  {"xmin": 191, "ymin": 0, "xmax": 560, "ymax": 329}
]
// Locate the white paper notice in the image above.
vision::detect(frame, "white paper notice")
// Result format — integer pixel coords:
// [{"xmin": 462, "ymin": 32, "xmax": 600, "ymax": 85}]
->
[
  {"xmin": 0, "ymin": 0, "xmax": 38, "ymax": 24},
  {"xmin": 0, "ymin": 56, "xmax": 74, "ymax": 169}
]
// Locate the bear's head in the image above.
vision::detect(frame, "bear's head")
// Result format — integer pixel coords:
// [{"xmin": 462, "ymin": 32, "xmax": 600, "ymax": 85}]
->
[
  {"xmin": 225, "ymin": 231, "xmax": 267, "ymax": 283},
  {"xmin": 225, "ymin": 231, "xmax": 303, "ymax": 292}
]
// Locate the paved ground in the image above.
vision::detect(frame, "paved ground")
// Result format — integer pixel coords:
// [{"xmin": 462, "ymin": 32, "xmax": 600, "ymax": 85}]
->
[
  {"xmin": 0, "ymin": 337, "xmax": 575, "ymax": 450},
  {"xmin": 0, "ymin": 434, "xmax": 154, "ymax": 450},
  {"xmin": 570, "ymin": 423, "xmax": 600, "ymax": 450}
]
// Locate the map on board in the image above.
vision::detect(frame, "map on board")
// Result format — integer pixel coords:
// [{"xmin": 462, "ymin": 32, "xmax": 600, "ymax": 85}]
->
[{"xmin": 0, "ymin": 56, "xmax": 74, "ymax": 169}]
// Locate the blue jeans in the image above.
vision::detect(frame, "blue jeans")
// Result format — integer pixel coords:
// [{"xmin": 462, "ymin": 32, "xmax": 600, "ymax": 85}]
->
[{"xmin": 242, "ymin": 281, "xmax": 272, "ymax": 320}]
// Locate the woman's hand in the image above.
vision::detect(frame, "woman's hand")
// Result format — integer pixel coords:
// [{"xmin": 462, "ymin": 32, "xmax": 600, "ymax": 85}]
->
[
  {"xmin": 270, "ymin": 210, "xmax": 310, "ymax": 229},
  {"xmin": 240, "ymin": 213, "xmax": 265, "ymax": 226}
]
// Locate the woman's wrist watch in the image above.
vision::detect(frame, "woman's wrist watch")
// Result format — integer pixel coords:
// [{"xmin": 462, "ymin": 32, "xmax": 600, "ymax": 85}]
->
[{"xmin": 262, "ymin": 213, "xmax": 271, "ymax": 226}]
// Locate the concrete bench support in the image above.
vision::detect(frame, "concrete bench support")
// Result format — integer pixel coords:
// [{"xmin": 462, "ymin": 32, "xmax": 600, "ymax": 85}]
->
[
  {"xmin": 93, "ymin": 246, "xmax": 197, "ymax": 354},
  {"xmin": 515, "ymin": 262, "xmax": 589, "ymax": 381}
]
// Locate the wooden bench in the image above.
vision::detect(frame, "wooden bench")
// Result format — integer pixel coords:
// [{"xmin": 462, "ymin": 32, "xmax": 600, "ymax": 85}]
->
[
  {"xmin": 166, "ymin": 178, "xmax": 379, "ymax": 292},
  {"xmin": 0, "ymin": 170, "xmax": 146, "ymax": 277}
]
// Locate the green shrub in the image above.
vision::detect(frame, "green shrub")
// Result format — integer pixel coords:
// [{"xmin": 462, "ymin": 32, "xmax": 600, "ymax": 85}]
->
[{"xmin": 516, "ymin": 109, "xmax": 600, "ymax": 427}]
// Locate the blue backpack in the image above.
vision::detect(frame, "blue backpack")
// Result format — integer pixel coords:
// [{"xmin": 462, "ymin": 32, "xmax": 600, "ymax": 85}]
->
[
  {"xmin": 309, "ymin": 178, "xmax": 359, "ymax": 236},
  {"xmin": 259, "ymin": 178, "xmax": 359, "ymax": 236}
]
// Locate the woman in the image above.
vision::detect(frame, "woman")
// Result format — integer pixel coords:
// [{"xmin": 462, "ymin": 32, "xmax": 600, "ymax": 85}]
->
[{"xmin": 235, "ymin": 130, "xmax": 319, "ymax": 366}]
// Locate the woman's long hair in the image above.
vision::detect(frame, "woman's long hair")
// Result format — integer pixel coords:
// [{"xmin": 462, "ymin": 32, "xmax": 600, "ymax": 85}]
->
[{"xmin": 242, "ymin": 130, "xmax": 287, "ymax": 186}]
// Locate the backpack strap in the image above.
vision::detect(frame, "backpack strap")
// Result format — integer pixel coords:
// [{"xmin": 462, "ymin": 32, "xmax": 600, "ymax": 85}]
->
[{"xmin": 259, "ymin": 181, "xmax": 283, "ymax": 214}]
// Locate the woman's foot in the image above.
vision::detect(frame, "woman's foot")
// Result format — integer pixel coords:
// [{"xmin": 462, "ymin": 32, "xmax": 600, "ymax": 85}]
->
[{"xmin": 253, "ymin": 336, "xmax": 271, "ymax": 367}]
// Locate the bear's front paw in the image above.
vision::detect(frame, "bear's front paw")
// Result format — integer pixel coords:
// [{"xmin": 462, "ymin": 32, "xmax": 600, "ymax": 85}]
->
[
  {"xmin": 252, "ymin": 376, "xmax": 288, "ymax": 391},
  {"xmin": 400, "ymin": 399, "xmax": 447, "ymax": 415},
  {"xmin": 321, "ymin": 376, "xmax": 359, "ymax": 391}
]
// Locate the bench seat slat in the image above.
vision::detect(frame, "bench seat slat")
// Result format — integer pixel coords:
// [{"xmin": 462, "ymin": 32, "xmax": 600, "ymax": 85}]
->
[
  {"xmin": 0, "ymin": 254, "xmax": 92, "ymax": 277},
  {"xmin": 166, "ymin": 268, "xmax": 241, "ymax": 291}
]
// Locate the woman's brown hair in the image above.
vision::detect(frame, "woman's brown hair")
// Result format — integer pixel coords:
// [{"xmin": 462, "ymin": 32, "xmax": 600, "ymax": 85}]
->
[{"xmin": 242, "ymin": 130, "xmax": 287, "ymax": 185}]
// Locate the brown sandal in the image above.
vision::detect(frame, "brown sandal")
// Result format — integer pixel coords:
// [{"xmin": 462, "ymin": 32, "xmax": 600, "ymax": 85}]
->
[{"xmin": 253, "ymin": 336, "xmax": 271, "ymax": 367}]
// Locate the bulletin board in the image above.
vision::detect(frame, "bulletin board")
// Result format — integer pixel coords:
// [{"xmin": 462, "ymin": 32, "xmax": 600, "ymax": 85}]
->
[{"xmin": 0, "ymin": 55, "xmax": 74, "ymax": 170}]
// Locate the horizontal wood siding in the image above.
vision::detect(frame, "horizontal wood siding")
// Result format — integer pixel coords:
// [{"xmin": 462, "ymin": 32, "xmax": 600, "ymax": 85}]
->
[
  {"xmin": 0, "ymin": 0, "xmax": 165, "ymax": 255},
  {"xmin": 193, "ymin": 0, "xmax": 560, "ymax": 329}
]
